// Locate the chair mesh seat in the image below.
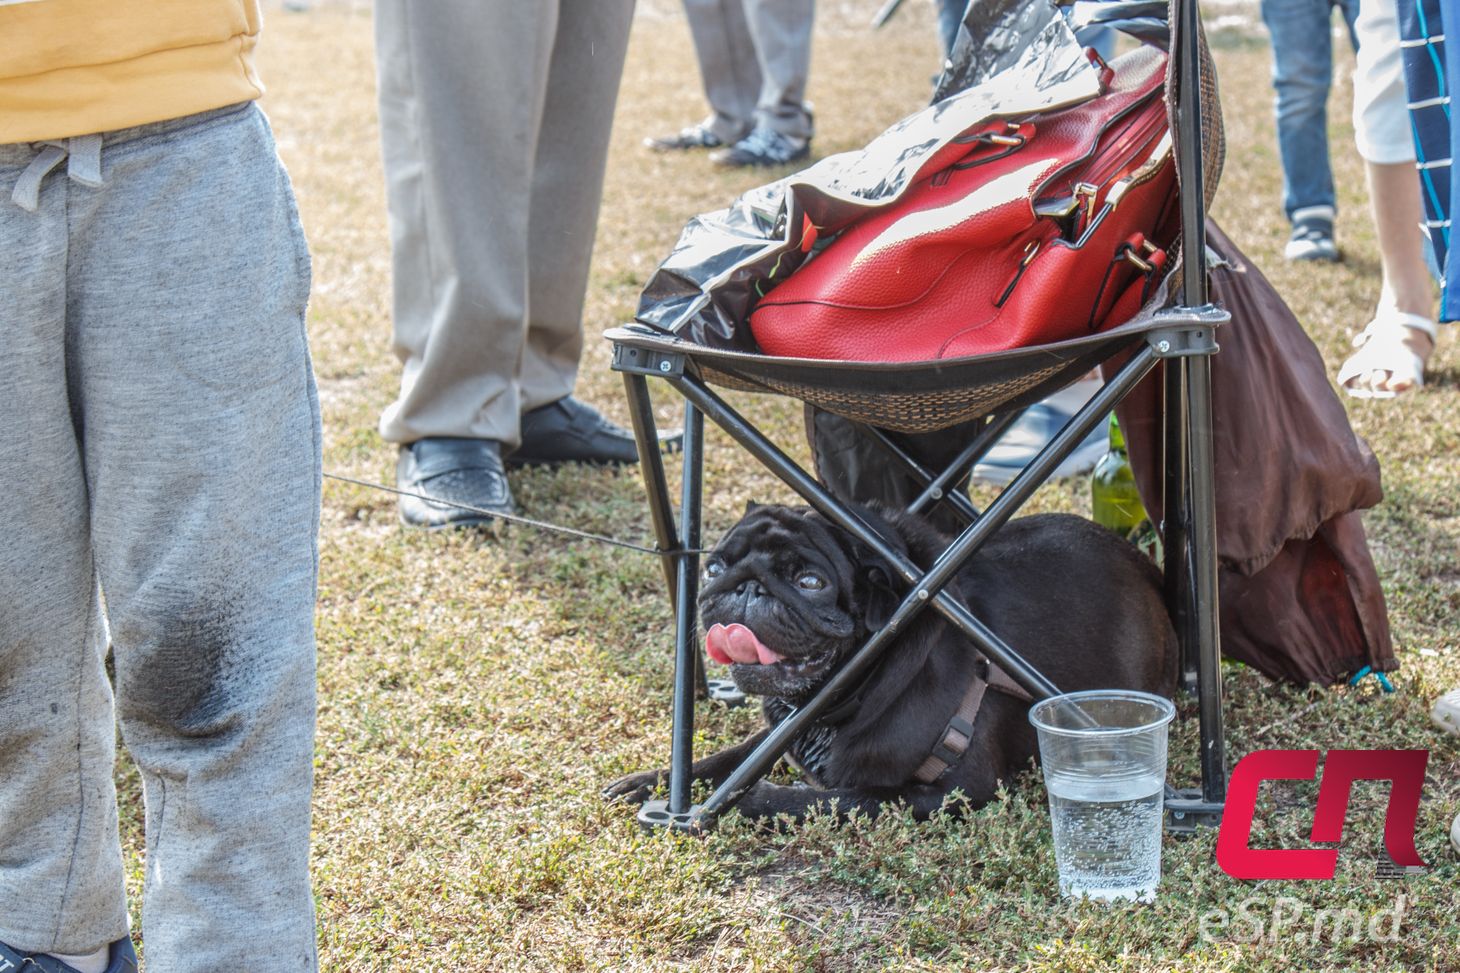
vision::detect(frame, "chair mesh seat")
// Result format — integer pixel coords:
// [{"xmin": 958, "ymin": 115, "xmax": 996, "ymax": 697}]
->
[{"xmin": 608, "ymin": 316, "xmax": 1168, "ymax": 434}]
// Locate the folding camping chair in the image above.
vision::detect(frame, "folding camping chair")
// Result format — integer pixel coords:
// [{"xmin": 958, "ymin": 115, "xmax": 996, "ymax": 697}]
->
[{"xmin": 609, "ymin": 0, "xmax": 1228, "ymax": 835}]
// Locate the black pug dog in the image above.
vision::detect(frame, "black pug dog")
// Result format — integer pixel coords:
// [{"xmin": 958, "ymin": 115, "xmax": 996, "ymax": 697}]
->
[{"xmin": 606, "ymin": 504, "xmax": 1177, "ymax": 822}]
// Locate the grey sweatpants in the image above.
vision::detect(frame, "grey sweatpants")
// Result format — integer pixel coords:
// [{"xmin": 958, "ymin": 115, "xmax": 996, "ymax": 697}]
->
[
  {"xmin": 374, "ymin": 0, "xmax": 636, "ymax": 448},
  {"xmin": 684, "ymin": 0, "xmax": 816, "ymax": 143},
  {"xmin": 0, "ymin": 104, "xmax": 320, "ymax": 972}
]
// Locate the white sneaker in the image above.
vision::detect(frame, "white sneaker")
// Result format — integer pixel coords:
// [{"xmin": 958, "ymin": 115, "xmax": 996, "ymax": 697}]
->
[
  {"xmin": 1432, "ymin": 688, "xmax": 1460, "ymax": 736},
  {"xmin": 1283, "ymin": 206, "xmax": 1339, "ymax": 262},
  {"xmin": 1451, "ymin": 812, "xmax": 1459, "ymax": 855}
]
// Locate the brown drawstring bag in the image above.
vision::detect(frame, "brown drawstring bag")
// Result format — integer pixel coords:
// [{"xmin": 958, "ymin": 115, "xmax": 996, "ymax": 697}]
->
[{"xmin": 1114, "ymin": 221, "xmax": 1395, "ymax": 684}]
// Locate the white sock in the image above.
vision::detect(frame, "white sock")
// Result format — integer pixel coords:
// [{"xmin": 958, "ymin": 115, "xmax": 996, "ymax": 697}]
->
[{"xmin": 49, "ymin": 947, "xmax": 109, "ymax": 973}]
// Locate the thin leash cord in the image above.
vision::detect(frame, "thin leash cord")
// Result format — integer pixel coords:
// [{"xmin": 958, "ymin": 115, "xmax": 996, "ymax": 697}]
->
[{"xmin": 323, "ymin": 471, "xmax": 709, "ymax": 557}]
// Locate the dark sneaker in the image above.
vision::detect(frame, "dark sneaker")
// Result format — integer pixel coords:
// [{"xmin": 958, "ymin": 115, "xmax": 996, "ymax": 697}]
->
[
  {"xmin": 510, "ymin": 396, "xmax": 682, "ymax": 468},
  {"xmin": 644, "ymin": 122, "xmax": 726, "ymax": 152},
  {"xmin": 710, "ymin": 126, "xmax": 811, "ymax": 168},
  {"xmin": 397, "ymin": 437, "xmax": 514, "ymax": 529},
  {"xmin": 1284, "ymin": 207, "xmax": 1339, "ymax": 262},
  {"xmin": 0, "ymin": 937, "xmax": 138, "ymax": 973}
]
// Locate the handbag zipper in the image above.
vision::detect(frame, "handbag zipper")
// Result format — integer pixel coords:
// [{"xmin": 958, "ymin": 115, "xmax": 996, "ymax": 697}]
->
[
  {"xmin": 1076, "ymin": 97, "xmax": 1168, "ymax": 194},
  {"xmin": 1034, "ymin": 91, "xmax": 1168, "ymax": 238},
  {"xmin": 1073, "ymin": 132, "xmax": 1175, "ymax": 246}
]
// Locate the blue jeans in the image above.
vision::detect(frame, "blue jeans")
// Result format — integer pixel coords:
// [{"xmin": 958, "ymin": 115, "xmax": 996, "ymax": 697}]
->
[
  {"xmin": 1261, "ymin": 0, "xmax": 1360, "ymax": 220},
  {"xmin": 937, "ymin": 0, "xmax": 964, "ymax": 56}
]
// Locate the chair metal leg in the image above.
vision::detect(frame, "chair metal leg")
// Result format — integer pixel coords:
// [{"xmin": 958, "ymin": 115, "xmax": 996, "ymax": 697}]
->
[
  {"xmin": 667, "ymin": 403, "xmax": 706, "ymax": 815},
  {"xmin": 622, "ymin": 382, "xmax": 724, "ymax": 831},
  {"xmin": 623, "ymin": 373, "xmax": 680, "ymax": 602},
  {"xmin": 1187, "ymin": 354, "xmax": 1226, "ymax": 807},
  {"xmin": 1163, "ymin": 0, "xmax": 1227, "ymax": 831},
  {"xmin": 855, "ymin": 424, "xmax": 983, "ymax": 526},
  {"xmin": 1162, "ymin": 359, "xmax": 1197, "ymax": 693},
  {"xmin": 1160, "ymin": 348, "xmax": 1227, "ymax": 832},
  {"xmin": 617, "ymin": 330, "xmax": 1220, "ymax": 831}
]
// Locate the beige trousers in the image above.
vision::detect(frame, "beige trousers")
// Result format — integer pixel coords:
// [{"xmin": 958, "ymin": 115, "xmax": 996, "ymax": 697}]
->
[
  {"xmin": 684, "ymin": 0, "xmax": 815, "ymax": 143},
  {"xmin": 374, "ymin": 0, "xmax": 635, "ymax": 447}
]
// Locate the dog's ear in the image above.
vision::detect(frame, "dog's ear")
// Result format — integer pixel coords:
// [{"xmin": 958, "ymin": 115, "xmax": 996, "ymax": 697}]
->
[
  {"xmin": 860, "ymin": 558, "xmax": 902, "ymax": 633},
  {"xmin": 744, "ymin": 500, "xmax": 765, "ymax": 514}
]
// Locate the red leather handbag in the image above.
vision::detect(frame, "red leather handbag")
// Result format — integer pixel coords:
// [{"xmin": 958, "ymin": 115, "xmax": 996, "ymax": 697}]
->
[{"xmin": 749, "ymin": 47, "xmax": 1177, "ymax": 363}]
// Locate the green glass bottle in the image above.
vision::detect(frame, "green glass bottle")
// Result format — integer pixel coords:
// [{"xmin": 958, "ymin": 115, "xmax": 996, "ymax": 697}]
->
[{"xmin": 1091, "ymin": 414, "xmax": 1146, "ymax": 535}]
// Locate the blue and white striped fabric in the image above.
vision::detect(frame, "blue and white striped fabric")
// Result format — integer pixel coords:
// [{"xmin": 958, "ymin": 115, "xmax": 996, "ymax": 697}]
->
[{"xmin": 1397, "ymin": 0, "xmax": 1460, "ymax": 319}]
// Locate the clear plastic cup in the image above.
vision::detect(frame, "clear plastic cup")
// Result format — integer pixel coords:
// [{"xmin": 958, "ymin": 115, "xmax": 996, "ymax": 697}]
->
[{"xmin": 1028, "ymin": 690, "xmax": 1175, "ymax": 903}]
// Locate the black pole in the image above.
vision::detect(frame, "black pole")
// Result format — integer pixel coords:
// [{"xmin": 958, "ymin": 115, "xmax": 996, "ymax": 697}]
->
[
  {"xmin": 668, "ymin": 403, "xmax": 705, "ymax": 813},
  {"xmin": 1188, "ymin": 356, "xmax": 1226, "ymax": 803},
  {"xmin": 1175, "ymin": 0, "xmax": 1210, "ymax": 310},
  {"xmin": 1163, "ymin": 360, "xmax": 1196, "ymax": 690},
  {"xmin": 1171, "ymin": 0, "xmax": 1227, "ymax": 805},
  {"xmin": 623, "ymin": 374, "xmax": 681, "ymax": 603}
]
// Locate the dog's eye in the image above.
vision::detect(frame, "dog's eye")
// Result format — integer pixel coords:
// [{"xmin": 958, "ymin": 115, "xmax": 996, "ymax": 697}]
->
[
  {"xmin": 796, "ymin": 572, "xmax": 826, "ymax": 591},
  {"xmin": 704, "ymin": 560, "xmax": 725, "ymax": 579}
]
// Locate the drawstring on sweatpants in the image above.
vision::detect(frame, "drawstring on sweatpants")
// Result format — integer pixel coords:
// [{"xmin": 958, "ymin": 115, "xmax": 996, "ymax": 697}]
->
[{"xmin": 10, "ymin": 133, "xmax": 104, "ymax": 212}]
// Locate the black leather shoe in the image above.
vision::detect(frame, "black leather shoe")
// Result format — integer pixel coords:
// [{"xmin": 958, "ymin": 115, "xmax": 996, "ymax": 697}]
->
[
  {"xmin": 644, "ymin": 121, "xmax": 727, "ymax": 152},
  {"xmin": 397, "ymin": 437, "xmax": 514, "ymax": 529},
  {"xmin": 510, "ymin": 396, "xmax": 683, "ymax": 468}
]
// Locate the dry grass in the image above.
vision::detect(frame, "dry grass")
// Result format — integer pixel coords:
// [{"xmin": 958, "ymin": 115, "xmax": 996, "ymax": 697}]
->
[{"xmin": 113, "ymin": 3, "xmax": 1460, "ymax": 970}]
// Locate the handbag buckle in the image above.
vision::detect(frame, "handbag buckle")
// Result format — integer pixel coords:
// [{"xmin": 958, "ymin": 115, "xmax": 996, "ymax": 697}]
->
[{"xmin": 1121, "ymin": 239, "xmax": 1161, "ymax": 274}]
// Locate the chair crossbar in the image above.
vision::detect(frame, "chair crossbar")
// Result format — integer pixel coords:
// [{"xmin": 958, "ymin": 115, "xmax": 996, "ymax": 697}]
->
[
  {"xmin": 904, "ymin": 411, "xmax": 1021, "ymax": 516},
  {"xmin": 644, "ymin": 345, "xmax": 1160, "ymax": 824},
  {"xmin": 852, "ymin": 413, "xmax": 1022, "ymax": 525}
]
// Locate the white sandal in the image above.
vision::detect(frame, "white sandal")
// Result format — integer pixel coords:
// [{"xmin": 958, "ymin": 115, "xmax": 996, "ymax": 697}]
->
[
  {"xmin": 1336, "ymin": 311, "xmax": 1438, "ymax": 399},
  {"xmin": 1433, "ymin": 687, "xmax": 1460, "ymax": 736}
]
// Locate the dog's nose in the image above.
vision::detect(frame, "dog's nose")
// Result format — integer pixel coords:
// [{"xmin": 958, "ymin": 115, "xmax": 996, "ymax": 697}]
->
[{"xmin": 735, "ymin": 578, "xmax": 766, "ymax": 598}]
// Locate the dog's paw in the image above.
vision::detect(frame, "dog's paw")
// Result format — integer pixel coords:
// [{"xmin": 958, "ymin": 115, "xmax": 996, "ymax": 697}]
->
[
  {"xmin": 729, "ymin": 782, "xmax": 809, "ymax": 826},
  {"xmin": 602, "ymin": 769, "xmax": 667, "ymax": 805}
]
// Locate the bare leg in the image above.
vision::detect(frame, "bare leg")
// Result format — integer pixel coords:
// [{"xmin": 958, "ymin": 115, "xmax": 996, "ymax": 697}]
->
[{"xmin": 1339, "ymin": 160, "xmax": 1437, "ymax": 397}]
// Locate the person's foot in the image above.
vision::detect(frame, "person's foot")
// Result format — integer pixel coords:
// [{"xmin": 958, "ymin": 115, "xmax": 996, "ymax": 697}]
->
[
  {"xmin": 1336, "ymin": 310, "xmax": 1437, "ymax": 399},
  {"xmin": 972, "ymin": 377, "xmax": 1108, "ymax": 486},
  {"xmin": 1284, "ymin": 207, "xmax": 1340, "ymax": 262},
  {"xmin": 1430, "ymin": 690, "xmax": 1460, "ymax": 854},
  {"xmin": 644, "ymin": 122, "xmax": 727, "ymax": 152},
  {"xmin": 0, "ymin": 936, "xmax": 137, "ymax": 973},
  {"xmin": 710, "ymin": 126, "xmax": 810, "ymax": 168},
  {"xmin": 510, "ymin": 396, "xmax": 682, "ymax": 468},
  {"xmin": 397, "ymin": 437, "xmax": 514, "ymax": 529},
  {"xmin": 1433, "ymin": 688, "xmax": 1460, "ymax": 735}
]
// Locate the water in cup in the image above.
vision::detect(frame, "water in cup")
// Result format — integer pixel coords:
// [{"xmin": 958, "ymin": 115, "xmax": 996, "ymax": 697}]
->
[
  {"xmin": 1028, "ymin": 690, "xmax": 1175, "ymax": 904},
  {"xmin": 1046, "ymin": 769, "xmax": 1164, "ymax": 902}
]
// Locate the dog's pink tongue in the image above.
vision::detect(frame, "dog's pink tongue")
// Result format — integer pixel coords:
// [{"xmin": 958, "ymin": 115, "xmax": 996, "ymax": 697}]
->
[{"xmin": 705, "ymin": 623, "xmax": 784, "ymax": 666}]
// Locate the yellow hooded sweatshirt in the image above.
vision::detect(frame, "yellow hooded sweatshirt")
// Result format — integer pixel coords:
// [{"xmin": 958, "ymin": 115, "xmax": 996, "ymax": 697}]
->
[{"xmin": 0, "ymin": 0, "xmax": 264, "ymax": 143}]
